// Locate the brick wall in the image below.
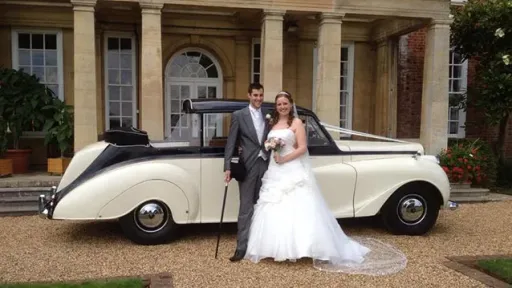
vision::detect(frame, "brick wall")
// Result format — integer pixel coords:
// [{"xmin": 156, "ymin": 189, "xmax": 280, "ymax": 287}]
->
[
  {"xmin": 396, "ymin": 29, "xmax": 512, "ymax": 158},
  {"xmin": 397, "ymin": 29, "xmax": 426, "ymax": 139}
]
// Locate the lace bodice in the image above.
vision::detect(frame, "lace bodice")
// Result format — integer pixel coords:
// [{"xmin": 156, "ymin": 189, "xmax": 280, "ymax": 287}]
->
[{"xmin": 267, "ymin": 128, "xmax": 296, "ymax": 156}]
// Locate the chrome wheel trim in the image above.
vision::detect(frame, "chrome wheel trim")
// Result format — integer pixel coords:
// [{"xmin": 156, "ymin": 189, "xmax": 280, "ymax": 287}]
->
[
  {"xmin": 133, "ymin": 201, "xmax": 169, "ymax": 233},
  {"xmin": 396, "ymin": 194, "xmax": 427, "ymax": 225}
]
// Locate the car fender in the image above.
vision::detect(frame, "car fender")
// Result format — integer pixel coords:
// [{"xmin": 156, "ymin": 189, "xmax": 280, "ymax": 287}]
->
[
  {"xmin": 97, "ymin": 179, "xmax": 190, "ymax": 223},
  {"xmin": 350, "ymin": 156, "xmax": 451, "ymax": 217},
  {"xmin": 52, "ymin": 161, "xmax": 200, "ymax": 221}
]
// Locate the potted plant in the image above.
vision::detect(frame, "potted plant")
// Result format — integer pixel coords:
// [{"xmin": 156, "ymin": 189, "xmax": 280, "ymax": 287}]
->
[
  {"xmin": 42, "ymin": 97, "xmax": 73, "ymax": 175},
  {"xmin": 438, "ymin": 139, "xmax": 497, "ymax": 188},
  {"xmin": 0, "ymin": 67, "xmax": 53, "ymax": 174},
  {"xmin": 0, "ymin": 116, "xmax": 13, "ymax": 177}
]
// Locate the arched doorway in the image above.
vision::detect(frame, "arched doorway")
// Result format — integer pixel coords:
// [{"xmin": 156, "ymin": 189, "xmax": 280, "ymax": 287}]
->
[{"xmin": 164, "ymin": 48, "xmax": 223, "ymax": 141}]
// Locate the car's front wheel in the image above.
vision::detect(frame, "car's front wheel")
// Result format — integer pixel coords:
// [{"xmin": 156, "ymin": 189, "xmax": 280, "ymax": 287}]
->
[
  {"xmin": 119, "ymin": 200, "xmax": 178, "ymax": 245},
  {"xmin": 380, "ymin": 183, "xmax": 441, "ymax": 235}
]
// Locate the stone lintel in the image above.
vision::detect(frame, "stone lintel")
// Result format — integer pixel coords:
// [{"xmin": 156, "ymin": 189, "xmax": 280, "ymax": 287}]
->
[{"xmin": 371, "ymin": 18, "xmax": 427, "ymax": 43}]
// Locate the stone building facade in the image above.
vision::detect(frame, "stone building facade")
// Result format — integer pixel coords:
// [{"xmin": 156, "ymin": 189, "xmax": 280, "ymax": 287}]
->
[
  {"xmin": 0, "ymin": 0, "xmax": 453, "ymax": 169},
  {"xmin": 396, "ymin": 0, "xmax": 512, "ymax": 158}
]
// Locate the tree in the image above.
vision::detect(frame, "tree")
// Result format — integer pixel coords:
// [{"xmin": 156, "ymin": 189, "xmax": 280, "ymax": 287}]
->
[{"xmin": 450, "ymin": 0, "xmax": 512, "ymax": 165}]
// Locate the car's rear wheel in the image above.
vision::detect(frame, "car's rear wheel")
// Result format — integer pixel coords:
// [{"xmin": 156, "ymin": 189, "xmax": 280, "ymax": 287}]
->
[
  {"xmin": 119, "ymin": 200, "xmax": 178, "ymax": 245},
  {"xmin": 380, "ymin": 183, "xmax": 441, "ymax": 235}
]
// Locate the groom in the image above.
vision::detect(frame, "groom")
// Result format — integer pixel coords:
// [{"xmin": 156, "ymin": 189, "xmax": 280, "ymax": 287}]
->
[{"xmin": 224, "ymin": 82, "xmax": 271, "ymax": 262}]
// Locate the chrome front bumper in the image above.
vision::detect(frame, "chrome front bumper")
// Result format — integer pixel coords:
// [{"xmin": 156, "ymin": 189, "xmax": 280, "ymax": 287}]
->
[{"xmin": 38, "ymin": 185, "xmax": 57, "ymax": 219}]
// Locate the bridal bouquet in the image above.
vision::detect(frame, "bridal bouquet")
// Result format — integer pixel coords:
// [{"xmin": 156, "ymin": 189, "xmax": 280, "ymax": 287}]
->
[{"xmin": 264, "ymin": 137, "xmax": 285, "ymax": 152}]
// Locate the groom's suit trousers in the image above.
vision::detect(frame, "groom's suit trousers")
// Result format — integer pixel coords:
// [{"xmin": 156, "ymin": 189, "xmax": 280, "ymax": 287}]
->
[{"xmin": 237, "ymin": 156, "xmax": 268, "ymax": 251}]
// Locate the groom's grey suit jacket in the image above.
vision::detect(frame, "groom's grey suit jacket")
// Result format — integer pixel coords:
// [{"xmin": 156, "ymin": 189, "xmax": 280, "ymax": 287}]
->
[{"xmin": 224, "ymin": 106, "xmax": 271, "ymax": 173}]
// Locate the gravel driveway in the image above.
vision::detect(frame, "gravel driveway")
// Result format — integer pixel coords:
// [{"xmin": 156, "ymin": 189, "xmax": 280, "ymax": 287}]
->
[{"xmin": 0, "ymin": 201, "xmax": 511, "ymax": 288}]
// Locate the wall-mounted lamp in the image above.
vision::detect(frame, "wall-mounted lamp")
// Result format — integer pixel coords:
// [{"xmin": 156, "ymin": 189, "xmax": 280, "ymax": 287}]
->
[{"xmin": 286, "ymin": 22, "xmax": 299, "ymax": 32}]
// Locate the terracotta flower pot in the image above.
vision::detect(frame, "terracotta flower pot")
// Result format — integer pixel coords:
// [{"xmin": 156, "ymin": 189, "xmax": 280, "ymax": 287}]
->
[
  {"xmin": 47, "ymin": 157, "xmax": 71, "ymax": 175},
  {"xmin": 0, "ymin": 158, "xmax": 13, "ymax": 177},
  {"xmin": 5, "ymin": 149, "xmax": 32, "ymax": 174}
]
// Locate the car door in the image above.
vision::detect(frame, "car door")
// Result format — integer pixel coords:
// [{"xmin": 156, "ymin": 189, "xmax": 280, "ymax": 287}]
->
[
  {"xmin": 199, "ymin": 111, "xmax": 241, "ymax": 224},
  {"xmin": 301, "ymin": 115, "xmax": 356, "ymax": 218}
]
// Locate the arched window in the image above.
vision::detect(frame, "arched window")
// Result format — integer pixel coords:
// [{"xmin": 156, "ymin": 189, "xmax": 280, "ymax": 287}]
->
[{"xmin": 164, "ymin": 49, "xmax": 223, "ymax": 141}]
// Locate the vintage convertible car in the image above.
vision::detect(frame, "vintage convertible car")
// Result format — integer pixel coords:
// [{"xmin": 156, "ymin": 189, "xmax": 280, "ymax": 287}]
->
[{"xmin": 38, "ymin": 98, "xmax": 457, "ymax": 245}]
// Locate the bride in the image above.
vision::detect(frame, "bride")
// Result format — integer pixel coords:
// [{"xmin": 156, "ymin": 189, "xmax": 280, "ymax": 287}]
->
[{"xmin": 243, "ymin": 91, "xmax": 407, "ymax": 275}]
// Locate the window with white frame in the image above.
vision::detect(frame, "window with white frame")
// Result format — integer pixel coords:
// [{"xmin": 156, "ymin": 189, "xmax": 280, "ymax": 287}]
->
[
  {"xmin": 312, "ymin": 43, "xmax": 354, "ymax": 138},
  {"xmin": 104, "ymin": 33, "xmax": 137, "ymax": 130},
  {"xmin": 448, "ymin": 49, "xmax": 467, "ymax": 138},
  {"xmin": 11, "ymin": 29, "xmax": 64, "ymax": 101},
  {"xmin": 251, "ymin": 38, "xmax": 261, "ymax": 83},
  {"xmin": 339, "ymin": 45, "xmax": 354, "ymax": 132}
]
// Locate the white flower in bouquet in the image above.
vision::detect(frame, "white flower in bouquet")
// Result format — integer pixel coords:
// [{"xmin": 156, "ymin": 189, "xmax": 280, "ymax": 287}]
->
[{"xmin": 264, "ymin": 137, "xmax": 285, "ymax": 152}]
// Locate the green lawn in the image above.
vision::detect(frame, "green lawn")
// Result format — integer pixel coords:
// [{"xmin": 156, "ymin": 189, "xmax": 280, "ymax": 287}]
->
[
  {"xmin": 0, "ymin": 278, "xmax": 144, "ymax": 288},
  {"xmin": 477, "ymin": 258, "xmax": 512, "ymax": 284}
]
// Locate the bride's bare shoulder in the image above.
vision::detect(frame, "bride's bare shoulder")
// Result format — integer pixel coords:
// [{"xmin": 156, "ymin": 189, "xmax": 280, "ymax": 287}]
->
[
  {"xmin": 292, "ymin": 117, "xmax": 303, "ymax": 125},
  {"xmin": 291, "ymin": 117, "xmax": 304, "ymax": 131}
]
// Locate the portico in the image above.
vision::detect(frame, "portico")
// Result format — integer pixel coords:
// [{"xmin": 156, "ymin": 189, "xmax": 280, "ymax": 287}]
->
[{"xmin": 0, "ymin": 0, "xmax": 452, "ymax": 169}]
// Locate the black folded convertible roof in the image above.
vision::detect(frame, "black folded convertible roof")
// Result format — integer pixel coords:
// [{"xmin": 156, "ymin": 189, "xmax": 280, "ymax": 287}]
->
[{"xmin": 182, "ymin": 98, "xmax": 316, "ymax": 117}]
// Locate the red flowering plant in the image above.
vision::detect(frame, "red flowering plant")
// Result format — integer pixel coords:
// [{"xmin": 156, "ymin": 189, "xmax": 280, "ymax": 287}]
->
[{"xmin": 438, "ymin": 139, "xmax": 497, "ymax": 187}]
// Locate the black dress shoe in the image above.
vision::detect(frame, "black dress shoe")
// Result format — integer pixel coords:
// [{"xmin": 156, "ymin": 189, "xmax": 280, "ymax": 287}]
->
[{"xmin": 229, "ymin": 250, "xmax": 246, "ymax": 262}]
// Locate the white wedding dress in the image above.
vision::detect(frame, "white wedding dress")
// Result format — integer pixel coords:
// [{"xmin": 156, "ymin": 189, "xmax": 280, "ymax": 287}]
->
[{"xmin": 244, "ymin": 127, "xmax": 408, "ymax": 275}]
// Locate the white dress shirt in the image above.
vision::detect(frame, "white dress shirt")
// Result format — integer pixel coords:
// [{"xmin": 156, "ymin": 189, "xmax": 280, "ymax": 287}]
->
[{"xmin": 249, "ymin": 105, "xmax": 266, "ymax": 160}]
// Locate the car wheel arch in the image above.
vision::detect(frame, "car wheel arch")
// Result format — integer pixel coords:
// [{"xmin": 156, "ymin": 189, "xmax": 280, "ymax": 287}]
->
[
  {"xmin": 378, "ymin": 180, "xmax": 444, "ymax": 235},
  {"xmin": 380, "ymin": 180, "xmax": 443, "ymax": 214},
  {"xmin": 97, "ymin": 179, "xmax": 193, "ymax": 223}
]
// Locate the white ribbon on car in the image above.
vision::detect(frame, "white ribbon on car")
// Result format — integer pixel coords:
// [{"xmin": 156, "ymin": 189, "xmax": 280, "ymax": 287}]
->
[{"xmin": 319, "ymin": 122, "xmax": 412, "ymax": 144}]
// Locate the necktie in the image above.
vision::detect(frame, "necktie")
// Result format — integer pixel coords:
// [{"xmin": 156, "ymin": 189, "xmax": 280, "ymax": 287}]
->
[{"xmin": 254, "ymin": 110, "xmax": 263, "ymax": 142}]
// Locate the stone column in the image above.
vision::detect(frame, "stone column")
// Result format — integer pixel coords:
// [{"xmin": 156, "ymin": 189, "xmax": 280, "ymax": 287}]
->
[
  {"xmin": 283, "ymin": 41, "xmax": 298, "ymax": 97},
  {"xmin": 71, "ymin": 0, "xmax": 97, "ymax": 152},
  {"xmin": 260, "ymin": 9, "xmax": 284, "ymax": 101},
  {"xmin": 420, "ymin": 19, "xmax": 451, "ymax": 155},
  {"xmin": 296, "ymin": 40, "xmax": 314, "ymax": 109},
  {"xmin": 140, "ymin": 2, "xmax": 164, "ymax": 140},
  {"xmin": 234, "ymin": 36, "xmax": 250, "ymax": 99},
  {"xmin": 315, "ymin": 13, "xmax": 343, "ymax": 139}
]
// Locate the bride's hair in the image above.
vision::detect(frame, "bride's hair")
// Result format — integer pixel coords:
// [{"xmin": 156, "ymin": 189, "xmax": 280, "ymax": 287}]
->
[{"xmin": 271, "ymin": 90, "xmax": 295, "ymax": 127}]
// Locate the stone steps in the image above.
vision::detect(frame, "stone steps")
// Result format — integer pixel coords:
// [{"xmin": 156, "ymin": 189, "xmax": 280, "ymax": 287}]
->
[
  {"xmin": 450, "ymin": 188, "xmax": 490, "ymax": 198},
  {"xmin": 450, "ymin": 195, "xmax": 491, "ymax": 203},
  {"xmin": 451, "ymin": 192, "xmax": 512, "ymax": 203},
  {"xmin": 0, "ymin": 187, "xmax": 53, "ymax": 217},
  {"xmin": 448, "ymin": 184, "xmax": 491, "ymax": 203}
]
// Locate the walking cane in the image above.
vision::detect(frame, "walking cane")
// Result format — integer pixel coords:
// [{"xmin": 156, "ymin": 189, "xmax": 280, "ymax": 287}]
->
[{"xmin": 215, "ymin": 181, "xmax": 229, "ymax": 259}]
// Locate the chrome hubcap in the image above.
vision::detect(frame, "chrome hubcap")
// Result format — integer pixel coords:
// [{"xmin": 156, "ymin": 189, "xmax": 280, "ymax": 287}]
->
[
  {"xmin": 397, "ymin": 194, "xmax": 427, "ymax": 225},
  {"xmin": 134, "ymin": 201, "xmax": 168, "ymax": 233}
]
